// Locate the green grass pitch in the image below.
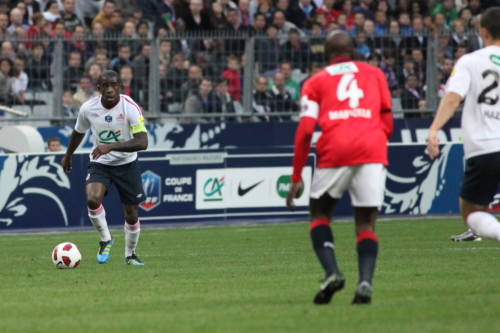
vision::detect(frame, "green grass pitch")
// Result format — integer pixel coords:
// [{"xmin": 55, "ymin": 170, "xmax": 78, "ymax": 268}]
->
[{"xmin": 1, "ymin": 218, "xmax": 499, "ymax": 333}]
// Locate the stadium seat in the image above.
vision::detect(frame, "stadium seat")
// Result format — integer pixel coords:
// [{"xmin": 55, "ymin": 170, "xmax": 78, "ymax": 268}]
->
[{"xmin": 33, "ymin": 105, "xmax": 52, "ymax": 118}]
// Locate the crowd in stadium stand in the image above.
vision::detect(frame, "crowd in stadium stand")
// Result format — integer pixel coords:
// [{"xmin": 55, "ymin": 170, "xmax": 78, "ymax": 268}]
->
[{"xmin": 0, "ymin": 0, "xmax": 497, "ymax": 122}]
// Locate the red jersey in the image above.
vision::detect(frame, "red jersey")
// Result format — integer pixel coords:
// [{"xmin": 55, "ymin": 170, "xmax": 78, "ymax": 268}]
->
[{"xmin": 291, "ymin": 58, "xmax": 393, "ymax": 182}]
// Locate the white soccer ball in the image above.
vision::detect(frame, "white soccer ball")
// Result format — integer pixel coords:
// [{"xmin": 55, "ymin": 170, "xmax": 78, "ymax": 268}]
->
[{"xmin": 52, "ymin": 242, "xmax": 82, "ymax": 269}]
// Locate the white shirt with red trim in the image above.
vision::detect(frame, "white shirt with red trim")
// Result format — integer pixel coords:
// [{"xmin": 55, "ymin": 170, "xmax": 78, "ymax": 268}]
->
[{"xmin": 75, "ymin": 94, "xmax": 144, "ymax": 166}]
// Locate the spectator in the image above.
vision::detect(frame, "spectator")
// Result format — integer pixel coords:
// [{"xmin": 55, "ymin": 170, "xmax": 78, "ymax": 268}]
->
[
  {"xmin": 110, "ymin": 43, "xmax": 133, "ymax": 73},
  {"xmin": 252, "ymin": 75, "xmax": 271, "ymax": 122},
  {"xmin": 454, "ymin": 43, "xmax": 467, "ymax": 60},
  {"xmin": 401, "ymin": 73, "xmax": 425, "ymax": 117},
  {"xmin": 451, "ymin": 18, "xmax": 469, "ymax": 51},
  {"xmin": 316, "ymin": 0, "xmax": 339, "ymax": 25},
  {"xmin": 159, "ymin": 39, "xmax": 173, "ymax": 68},
  {"xmin": 0, "ymin": 13, "xmax": 11, "ymax": 40},
  {"xmin": 252, "ymin": 12, "xmax": 267, "ymax": 34},
  {"xmin": 363, "ymin": 19, "xmax": 377, "ymax": 50},
  {"xmin": 238, "ymin": 0, "xmax": 251, "ymax": 26},
  {"xmin": 440, "ymin": 57, "xmax": 453, "ymax": 83},
  {"xmin": 374, "ymin": 10, "xmax": 388, "ymax": 35},
  {"xmin": 0, "ymin": 1, "xmax": 9, "ymax": 16},
  {"xmin": 411, "ymin": 48, "xmax": 425, "ymax": 82},
  {"xmin": 353, "ymin": 0, "xmax": 374, "ymax": 21},
  {"xmin": 69, "ymin": 25, "xmax": 92, "ymax": 63},
  {"xmin": 222, "ymin": 54, "xmax": 241, "ymax": 102},
  {"xmin": 208, "ymin": 78, "xmax": 236, "ymax": 121},
  {"xmin": 355, "ymin": 31, "xmax": 371, "ymax": 58},
  {"xmin": 209, "ymin": 2, "xmax": 225, "ymax": 31},
  {"xmin": 403, "ymin": 16, "xmax": 427, "ymax": 55},
  {"xmin": 85, "ymin": 42, "xmax": 107, "ymax": 71},
  {"xmin": 336, "ymin": 13, "xmax": 348, "ymax": 31},
  {"xmin": 268, "ymin": 72, "xmax": 298, "ymax": 121},
  {"xmin": 280, "ymin": 28, "xmax": 310, "ymax": 72},
  {"xmin": 289, "ymin": 0, "xmax": 317, "ymax": 29},
  {"xmin": 104, "ymin": 10, "xmax": 124, "ymax": 57},
  {"xmin": 432, "ymin": 0, "xmax": 458, "ymax": 26},
  {"xmin": 8, "ymin": 8, "xmax": 29, "ymax": 35},
  {"xmin": 47, "ymin": 137, "xmax": 61, "ymax": 152},
  {"xmin": 181, "ymin": 64, "xmax": 203, "ymax": 103},
  {"xmin": 350, "ymin": 12, "xmax": 366, "ymax": 36},
  {"xmin": 61, "ymin": 90, "xmax": 78, "ymax": 126},
  {"xmin": 466, "ymin": 0, "xmax": 481, "ymax": 18},
  {"xmin": 222, "ymin": 8, "xmax": 251, "ymax": 57},
  {"xmin": 393, "ymin": 0, "xmax": 410, "ymax": 19},
  {"xmin": 183, "ymin": 0, "xmax": 212, "ymax": 31},
  {"xmin": 458, "ymin": 7, "xmax": 472, "ymax": 30},
  {"xmin": 158, "ymin": 0, "xmax": 177, "ymax": 32},
  {"xmin": 132, "ymin": 42, "xmax": 151, "ymax": 88},
  {"xmin": 27, "ymin": 12, "xmax": 46, "ymax": 41},
  {"xmin": 12, "ymin": 57, "xmax": 28, "ymax": 105},
  {"xmin": 94, "ymin": 52, "xmax": 110, "ymax": 71},
  {"xmin": 60, "ymin": 0, "xmax": 81, "ymax": 33},
  {"xmin": 437, "ymin": 33, "xmax": 453, "ymax": 58},
  {"xmin": 256, "ymin": 0, "xmax": 273, "ymax": 23},
  {"xmin": 433, "ymin": 12, "xmax": 449, "ymax": 32},
  {"xmin": 62, "ymin": 52, "xmax": 84, "ymax": 93},
  {"xmin": 42, "ymin": 1, "xmax": 61, "ymax": 29},
  {"xmin": 122, "ymin": 21, "xmax": 142, "ymax": 57},
  {"xmin": 272, "ymin": 10, "xmax": 305, "ymax": 45},
  {"xmin": 26, "ymin": 42, "xmax": 52, "ymax": 91},
  {"xmin": 399, "ymin": 13, "xmax": 413, "ymax": 35},
  {"xmin": 277, "ymin": 61, "xmax": 300, "ymax": 101},
  {"xmin": 0, "ymin": 58, "xmax": 14, "ymax": 105},
  {"xmin": 72, "ymin": 75, "xmax": 99, "ymax": 109},
  {"xmin": 300, "ymin": 61, "xmax": 322, "ymax": 87},
  {"xmin": 375, "ymin": 0, "xmax": 390, "ymax": 16},
  {"xmin": 367, "ymin": 52, "xmax": 381, "ymax": 67},
  {"xmin": 120, "ymin": 65, "xmax": 141, "ymax": 106},
  {"xmin": 23, "ymin": 0, "xmax": 41, "ymax": 26},
  {"xmin": 398, "ymin": 55, "xmax": 417, "ymax": 87},
  {"xmin": 89, "ymin": 22, "xmax": 106, "ymax": 54},
  {"xmin": 182, "ymin": 77, "xmax": 213, "ymax": 123},
  {"xmin": 1, "ymin": 41, "xmax": 16, "ymax": 61},
  {"xmin": 309, "ymin": 22, "xmax": 325, "ymax": 62},
  {"xmin": 380, "ymin": 50, "xmax": 400, "ymax": 94},
  {"xmin": 166, "ymin": 52, "xmax": 188, "ymax": 104},
  {"xmin": 378, "ymin": 20, "xmax": 404, "ymax": 58},
  {"xmin": 339, "ymin": 0, "xmax": 355, "ymax": 30},
  {"xmin": 92, "ymin": 0, "xmax": 116, "ymax": 29},
  {"xmin": 86, "ymin": 63, "xmax": 102, "ymax": 89},
  {"xmin": 50, "ymin": 20, "xmax": 71, "ymax": 39},
  {"xmin": 256, "ymin": 24, "xmax": 281, "ymax": 75},
  {"xmin": 410, "ymin": 0, "xmax": 428, "ymax": 17}
]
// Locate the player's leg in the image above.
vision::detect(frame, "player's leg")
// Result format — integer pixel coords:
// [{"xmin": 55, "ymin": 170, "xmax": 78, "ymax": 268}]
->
[
  {"xmin": 309, "ymin": 167, "xmax": 352, "ymax": 304},
  {"xmin": 348, "ymin": 163, "xmax": 386, "ymax": 304},
  {"xmin": 460, "ymin": 152, "xmax": 500, "ymax": 242},
  {"xmin": 123, "ymin": 204, "xmax": 144, "ymax": 265},
  {"xmin": 111, "ymin": 159, "xmax": 146, "ymax": 265},
  {"xmin": 86, "ymin": 164, "xmax": 114, "ymax": 264}
]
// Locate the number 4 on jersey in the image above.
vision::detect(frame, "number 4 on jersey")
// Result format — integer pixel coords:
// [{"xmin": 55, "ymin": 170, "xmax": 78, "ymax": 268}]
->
[{"xmin": 337, "ymin": 74, "xmax": 364, "ymax": 108}]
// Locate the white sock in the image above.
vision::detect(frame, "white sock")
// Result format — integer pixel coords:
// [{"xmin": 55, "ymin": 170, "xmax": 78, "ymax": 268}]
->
[
  {"xmin": 467, "ymin": 211, "xmax": 500, "ymax": 242},
  {"xmin": 88, "ymin": 204, "xmax": 112, "ymax": 242},
  {"xmin": 124, "ymin": 220, "xmax": 141, "ymax": 257}
]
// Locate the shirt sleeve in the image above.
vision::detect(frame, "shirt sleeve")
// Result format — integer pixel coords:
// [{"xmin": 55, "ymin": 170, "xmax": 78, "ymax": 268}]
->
[
  {"xmin": 124, "ymin": 96, "xmax": 146, "ymax": 133},
  {"xmin": 377, "ymin": 69, "xmax": 392, "ymax": 112},
  {"xmin": 74, "ymin": 106, "xmax": 90, "ymax": 133},
  {"xmin": 300, "ymin": 78, "xmax": 320, "ymax": 120},
  {"xmin": 446, "ymin": 56, "xmax": 471, "ymax": 98}
]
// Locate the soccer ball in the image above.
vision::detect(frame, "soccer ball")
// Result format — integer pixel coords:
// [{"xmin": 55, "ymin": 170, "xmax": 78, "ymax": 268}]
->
[{"xmin": 52, "ymin": 242, "xmax": 81, "ymax": 269}]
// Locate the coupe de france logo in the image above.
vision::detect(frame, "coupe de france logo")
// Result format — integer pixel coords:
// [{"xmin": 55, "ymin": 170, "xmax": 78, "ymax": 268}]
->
[
  {"xmin": 140, "ymin": 170, "xmax": 161, "ymax": 211},
  {"xmin": 105, "ymin": 116, "xmax": 112, "ymax": 123}
]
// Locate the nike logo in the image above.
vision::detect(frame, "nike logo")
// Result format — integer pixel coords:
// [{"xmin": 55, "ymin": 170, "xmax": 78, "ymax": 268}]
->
[{"xmin": 238, "ymin": 180, "xmax": 264, "ymax": 196}]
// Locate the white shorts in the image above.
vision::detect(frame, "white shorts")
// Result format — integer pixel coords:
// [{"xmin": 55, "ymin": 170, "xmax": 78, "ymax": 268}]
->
[{"xmin": 310, "ymin": 163, "xmax": 387, "ymax": 207}]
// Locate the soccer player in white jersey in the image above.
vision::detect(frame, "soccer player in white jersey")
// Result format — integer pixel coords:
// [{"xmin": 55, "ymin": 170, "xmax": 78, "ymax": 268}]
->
[
  {"xmin": 61, "ymin": 70, "xmax": 148, "ymax": 266},
  {"xmin": 427, "ymin": 7, "xmax": 500, "ymax": 245}
]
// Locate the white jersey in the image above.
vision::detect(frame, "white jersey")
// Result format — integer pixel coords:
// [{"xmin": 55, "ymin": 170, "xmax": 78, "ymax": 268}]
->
[
  {"xmin": 447, "ymin": 45, "xmax": 500, "ymax": 159},
  {"xmin": 75, "ymin": 95, "xmax": 145, "ymax": 166}
]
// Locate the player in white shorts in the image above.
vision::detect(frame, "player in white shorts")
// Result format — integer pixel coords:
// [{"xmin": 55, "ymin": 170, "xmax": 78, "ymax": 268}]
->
[
  {"xmin": 427, "ymin": 7, "xmax": 500, "ymax": 245},
  {"xmin": 61, "ymin": 70, "xmax": 148, "ymax": 266}
]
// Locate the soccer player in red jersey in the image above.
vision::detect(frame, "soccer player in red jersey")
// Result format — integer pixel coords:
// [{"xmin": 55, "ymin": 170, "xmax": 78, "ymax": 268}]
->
[{"xmin": 287, "ymin": 31, "xmax": 393, "ymax": 304}]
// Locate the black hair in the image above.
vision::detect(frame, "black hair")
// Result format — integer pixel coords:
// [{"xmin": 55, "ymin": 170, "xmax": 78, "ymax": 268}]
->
[{"xmin": 480, "ymin": 7, "xmax": 500, "ymax": 40}]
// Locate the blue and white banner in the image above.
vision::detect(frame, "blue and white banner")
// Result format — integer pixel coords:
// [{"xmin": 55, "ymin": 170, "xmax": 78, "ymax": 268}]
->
[{"xmin": 0, "ymin": 143, "xmax": 474, "ymax": 230}]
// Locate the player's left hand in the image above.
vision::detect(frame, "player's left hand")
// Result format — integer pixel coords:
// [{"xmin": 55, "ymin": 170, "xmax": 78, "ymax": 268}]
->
[
  {"xmin": 91, "ymin": 144, "xmax": 113, "ymax": 160},
  {"xmin": 286, "ymin": 180, "xmax": 304, "ymax": 212},
  {"xmin": 427, "ymin": 131, "xmax": 440, "ymax": 160}
]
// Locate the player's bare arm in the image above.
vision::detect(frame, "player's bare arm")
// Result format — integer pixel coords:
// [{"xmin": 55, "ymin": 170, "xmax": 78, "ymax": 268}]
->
[
  {"xmin": 61, "ymin": 130, "xmax": 86, "ymax": 173},
  {"xmin": 91, "ymin": 131, "xmax": 148, "ymax": 160},
  {"xmin": 286, "ymin": 180, "xmax": 304, "ymax": 211},
  {"xmin": 427, "ymin": 92, "xmax": 462, "ymax": 159}
]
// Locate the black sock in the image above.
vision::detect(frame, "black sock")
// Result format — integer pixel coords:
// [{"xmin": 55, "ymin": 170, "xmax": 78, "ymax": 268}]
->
[
  {"xmin": 356, "ymin": 231, "xmax": 379, "ymax": 284},
  {"xmin": 310, "ymin": 219, "xmax": 341, "ymax": 277}
]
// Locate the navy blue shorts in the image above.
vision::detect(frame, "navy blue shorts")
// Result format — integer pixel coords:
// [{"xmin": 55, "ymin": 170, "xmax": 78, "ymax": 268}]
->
[
  {"xmin": 86, "ymin": 159, "xmax": 145, "ymax": 205},
  {"xmin": 461, "ymin": 151, "xmax": 500, "ymax": 206}
]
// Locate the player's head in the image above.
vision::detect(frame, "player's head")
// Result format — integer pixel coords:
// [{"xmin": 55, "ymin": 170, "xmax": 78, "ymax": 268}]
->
[
  {"xmin": 324, "ymin": 30, "xmax": 355, "ymax": 63},
  {"xmin": 479, "ymin": 7, "xmax": 500, "ymax": 46},
  {"xmin": 98, "ymin": 70, "xmax": 122, "ymax": 105}
]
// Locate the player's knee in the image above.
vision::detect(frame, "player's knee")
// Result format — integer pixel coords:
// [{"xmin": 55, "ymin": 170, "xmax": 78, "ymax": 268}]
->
[
  {"xmin": 86, "ymin": 196, "xmax": 102, "ymax": 210},
  {"xmin": 125, "ymin": 212, "xmax": 138, "ymax": 225}
]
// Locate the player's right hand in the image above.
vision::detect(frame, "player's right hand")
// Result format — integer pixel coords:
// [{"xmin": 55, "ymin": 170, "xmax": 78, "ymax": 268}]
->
[
  {"xmin": 286, "ymin": 180, "xmax": 304, "ymax": 212},
  {"xmin": 61, "ymin": 155, "xmax": 72, "ymax": 173},
  {"xmin": 427, "ymin": 131, "xmax": 440, "ymax": 160}
]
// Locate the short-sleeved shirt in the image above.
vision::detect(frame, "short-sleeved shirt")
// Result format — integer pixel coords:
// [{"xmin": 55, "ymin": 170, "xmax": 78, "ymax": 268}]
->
[
  {"xmin": 446, "ymin": 45, "xmax": 500, "ymax": 160},
  {"xmin": 300, "ymin": 59, "xmax": 392, "ymax": 168},
  {"xmin": 75, "ymin": 95, "xmax": 145, "ymax": 166}
]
